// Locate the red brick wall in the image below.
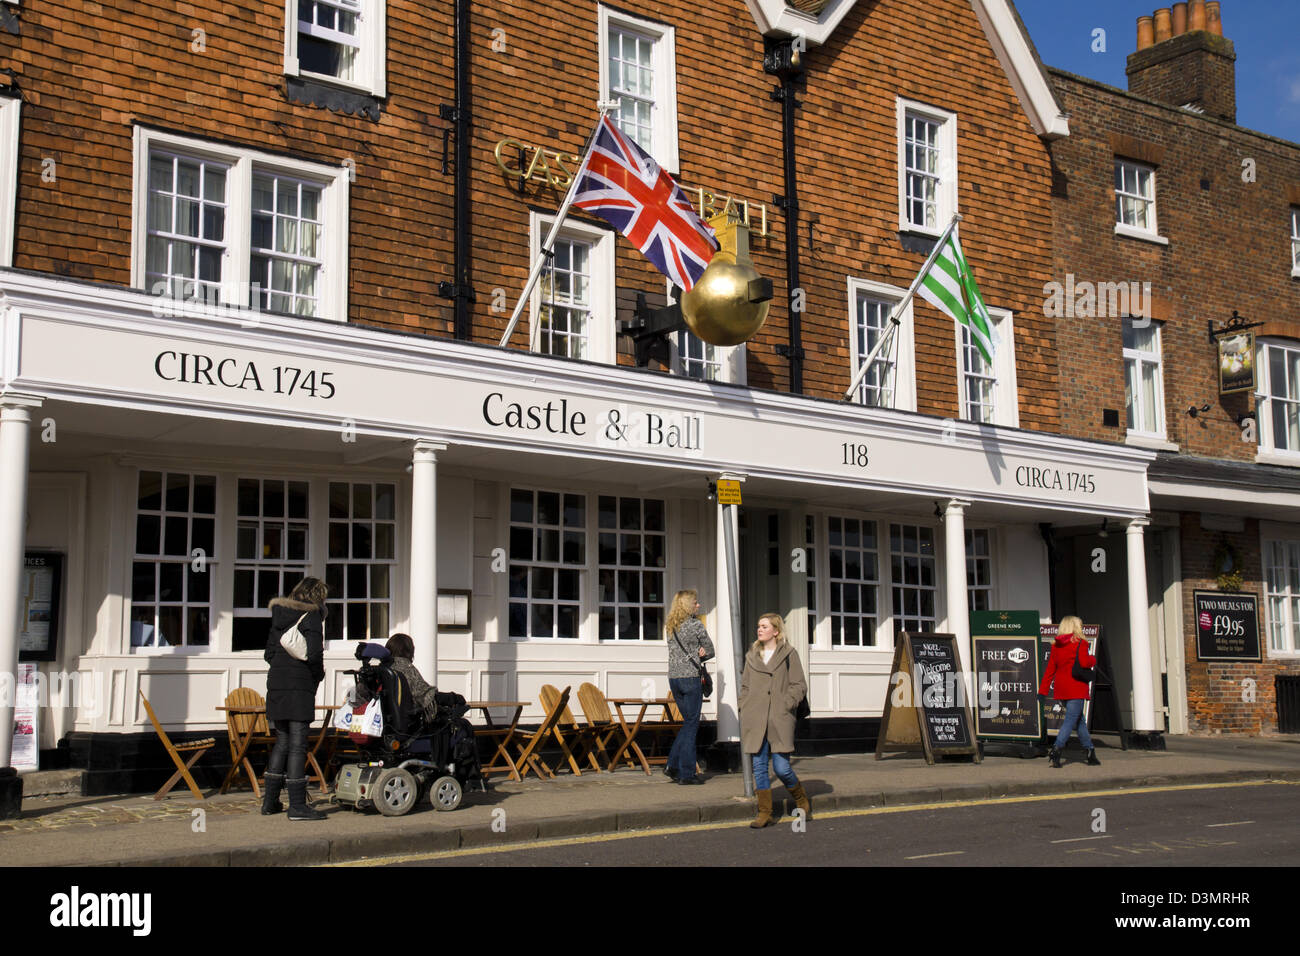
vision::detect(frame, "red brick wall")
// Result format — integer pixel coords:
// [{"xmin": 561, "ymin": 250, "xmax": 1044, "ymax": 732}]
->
[
  {"xmin": 1049, "ymin": 70, "xmax": 1300, "ymax": 453},
  {"xmin": 1179, "ymin": 513, "xmax": 1300, "ymax": 734},
  {"xmin": 2, "ymin": 0, "xmax": 1060, "ymax": 429}
]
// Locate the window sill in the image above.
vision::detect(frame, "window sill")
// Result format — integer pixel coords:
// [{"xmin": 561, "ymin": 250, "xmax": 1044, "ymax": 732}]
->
[
  {"xmin": 1125, "ymin": 433, "xmax": 1178, "ymax": 451},
  {"xmin": 1114, "ymin": 223, "xmax": 1169, "ymax": 246},
  {"xmin": 1255, "ymin": 450, "xmax": 1300, "ymax": 467},
  {"xmin": 1291, "ymin": 268, "xmax": 1300, "ymax": 279},
  {"xmin": 285, "ymin": 75, "xmax": 382, "ymax": 121}
]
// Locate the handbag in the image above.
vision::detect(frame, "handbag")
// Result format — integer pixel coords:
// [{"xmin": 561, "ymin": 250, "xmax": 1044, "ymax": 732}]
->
[
  {"xmin": 673, "ymin": 629, "xmax": 713, "ymax": 699},
  {"xmin": 1070, "ymin": 642, "xmax": 1096, "ymax": 684},
  {"xmin": 278, "ymin": 611, "xmax": 310, "ymax": 661}
]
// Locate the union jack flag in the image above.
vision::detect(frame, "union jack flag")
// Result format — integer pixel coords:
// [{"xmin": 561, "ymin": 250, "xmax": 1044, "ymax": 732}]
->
[{"xmin": 571, "ymin": 115, "xmax": 718, "ymax": 291}]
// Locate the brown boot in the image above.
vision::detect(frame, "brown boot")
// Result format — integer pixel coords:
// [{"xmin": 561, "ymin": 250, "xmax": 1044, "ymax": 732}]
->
[
  {"xmin": 750, "ymin": 789, "xmax": 774, "ymax": 828},
  {"xmin": 788, "ymin": 781, "xmax": 812, "ymax": 818}
]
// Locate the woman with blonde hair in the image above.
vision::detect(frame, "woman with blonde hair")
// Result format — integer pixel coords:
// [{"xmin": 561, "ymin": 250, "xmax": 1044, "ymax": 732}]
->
[
  {"xmin": 665, "ymin": 589, "xmax": 714, "ymax": 784},
  {"xmin": 739, "ymin": 612, "xmax": 810, "ymax": 827},
  {"xmin": 1038, "ymin": 614, "xmax": 1100, "ymax": 768}
]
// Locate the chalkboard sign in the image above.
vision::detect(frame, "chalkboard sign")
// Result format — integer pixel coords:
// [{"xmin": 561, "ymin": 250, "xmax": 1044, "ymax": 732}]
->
[
  {"xmin": 973, "ymin": 635, "xmax": 1043, "ymax": 740},
  {"xmin": 1192, "ymin": 591, "xmax": 1261, "ymax": 662},
  {"xmin": 876, "ymin": 632, "xmax": 981, "ymax": 765}
]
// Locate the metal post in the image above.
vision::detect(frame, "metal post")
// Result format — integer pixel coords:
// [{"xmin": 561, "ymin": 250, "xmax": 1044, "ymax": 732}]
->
[{"xmin": 721, "ymin": 502, "xmax": 754, "ymax": 797}]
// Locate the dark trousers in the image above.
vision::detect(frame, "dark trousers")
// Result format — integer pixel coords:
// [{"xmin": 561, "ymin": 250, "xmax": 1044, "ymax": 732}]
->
[
  {"xmin": 266, "ymin": 719, "xmax": 309, "ymax": 779},
  {"xmin": 668, "ymin": 677, "xmax": 703, "ymax": 780}
]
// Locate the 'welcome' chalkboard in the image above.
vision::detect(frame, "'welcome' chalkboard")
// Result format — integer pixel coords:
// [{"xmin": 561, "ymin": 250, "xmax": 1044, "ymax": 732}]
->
[{"xmin": 876, "ymin": 632, "xmax": 980, "ymax": 764}]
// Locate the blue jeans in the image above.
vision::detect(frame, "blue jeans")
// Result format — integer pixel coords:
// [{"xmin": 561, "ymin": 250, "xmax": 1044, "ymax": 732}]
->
[
  {"xmin": 266, "ymin": 719, "xmax": 309, "ymax": 779},
  {"xmin": 668, "ymin": 677, "xmax": 703, "ymax": 780},
  {"xmin": 1053, "ymin": 698, "xmax": 1093, "ymax": 751},
  {"xmin": 751, "ymin": 738, "xmax": 798, "ymax": 791}
]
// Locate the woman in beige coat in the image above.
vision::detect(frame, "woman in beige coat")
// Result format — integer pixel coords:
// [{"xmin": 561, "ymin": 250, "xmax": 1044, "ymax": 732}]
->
[{"xmin": 739, "ymin": 612, "xmax": 810, "ymax": 828}]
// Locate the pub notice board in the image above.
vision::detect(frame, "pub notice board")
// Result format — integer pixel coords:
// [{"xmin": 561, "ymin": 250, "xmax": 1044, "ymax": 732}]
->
[
  {"xmin": 20, "ymin": 550, "xmax": 62, "ymax": 663},
  {"xmin": 971, "ymin": 610, "xmax": 1043, "ymax": 741},
  {"xmin": 876, "ymin": 632, "xmax": 981, "ymax": 765}
]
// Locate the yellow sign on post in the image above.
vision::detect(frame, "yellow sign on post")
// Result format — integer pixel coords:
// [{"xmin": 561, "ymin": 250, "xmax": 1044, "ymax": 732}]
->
[{"xmin": 715, "ymin": 479, "xmax": 742, "ymax": 505}]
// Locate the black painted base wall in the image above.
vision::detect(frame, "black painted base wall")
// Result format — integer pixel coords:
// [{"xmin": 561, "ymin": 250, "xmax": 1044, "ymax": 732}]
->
[{"xmin": 47, "ymin": 718, "xmax": 883, "ymax": 796}]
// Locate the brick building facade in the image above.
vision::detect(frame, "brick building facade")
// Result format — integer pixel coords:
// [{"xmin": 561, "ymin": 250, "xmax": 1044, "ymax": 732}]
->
[
  {"xmin": 0, "ymin": 0, "xmax": 1170, "ymax": 789},
  {"xmin": 1046, "ymin": 1, "xmax": 1300, "ymax": 735}
]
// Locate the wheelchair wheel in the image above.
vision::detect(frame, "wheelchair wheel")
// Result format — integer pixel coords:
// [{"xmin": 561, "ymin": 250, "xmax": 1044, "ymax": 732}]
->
[
  {"xmin": 429, "ymin": 775, "xmax": 463, "ymax": 812},
  {"xmin": 375, "ymin": 768, "xmax": 418, "ymax": 816}
]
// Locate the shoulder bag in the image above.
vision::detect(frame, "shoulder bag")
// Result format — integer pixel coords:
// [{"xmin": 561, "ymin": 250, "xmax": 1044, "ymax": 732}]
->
[
  {"xmin": 1070, "ymin": 642, "xmax": 1096, "ymax": 684},
  {"xmin": 279, "ymin": 612, "xmax": 311, "ymax": 661},
  {"xmin": 674, "ymin": 629, "xmax": 713, "ymax": 699}
]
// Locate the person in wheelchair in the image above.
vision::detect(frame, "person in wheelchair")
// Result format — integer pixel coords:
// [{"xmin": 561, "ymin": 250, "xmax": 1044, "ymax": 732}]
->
[{"xmin": 384, "ymin": 632, "xmax": 439, "ymax": 725}]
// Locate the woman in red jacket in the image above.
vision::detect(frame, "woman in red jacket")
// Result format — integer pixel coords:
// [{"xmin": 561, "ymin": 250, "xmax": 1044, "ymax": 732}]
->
[{"xmin": 1039, "ymin": 615, "xmax": 1100, "ymax": 768}]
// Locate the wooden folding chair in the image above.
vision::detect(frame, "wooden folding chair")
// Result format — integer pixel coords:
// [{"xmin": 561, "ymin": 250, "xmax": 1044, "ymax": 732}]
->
[
  {"xmin": 219, "ymin": 688, "xmax": 276, "ymax": 797},
  {"xmin": 538, "ymin": 684, "xmax": 603, "ymax": 774},
  {"xmin": 576, "ymin": 683, "xmax": 645, "ymax": 772},
  {"xmin": 511, "ymin": 686, "xmax": 572, "ymax": 781},
  {"xmin": 139, "ymin": 690, "xmax": 214, "ymax": 801}
]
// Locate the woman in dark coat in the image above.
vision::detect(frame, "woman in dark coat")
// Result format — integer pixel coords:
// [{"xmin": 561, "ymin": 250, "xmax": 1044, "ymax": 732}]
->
[{"xmin": 263, "ymin": 577, "xmax": 328, "ymax": 820}]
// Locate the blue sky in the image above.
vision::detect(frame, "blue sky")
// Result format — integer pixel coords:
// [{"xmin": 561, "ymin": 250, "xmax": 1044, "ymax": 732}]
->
[{"xmin": 1015, "ymin": 0, "xmax": 1300, "ymax": 143}]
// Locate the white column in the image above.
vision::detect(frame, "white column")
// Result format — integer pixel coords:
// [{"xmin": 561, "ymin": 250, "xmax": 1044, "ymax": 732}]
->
[
  {"xmin": 943, "ymin": 498, "xmax": 973, "ymax": 703},
  {"xmin": 1126, "ymin": 517, "xmax": 1158, "ymax": 732},
  {"xmin": 409, "ymin": 441, "xmax": 444, "ymax": 684},
  {"xmin": 0, "ymin": 396, "xmax": 40, "ymax": 769},
  {"xmin": 713, "ymin": 500, "xmax": 741, "ymax": 743}
]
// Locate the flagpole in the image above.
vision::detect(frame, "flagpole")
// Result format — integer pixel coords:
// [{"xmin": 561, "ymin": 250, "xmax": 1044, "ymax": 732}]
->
[
  {"xmin": 498, "ymin": 102, "xmax": 619, "ymax": 348},
  {"xmin": 842, "ymin": 213, "xmax": 963, "ymax": 401}
]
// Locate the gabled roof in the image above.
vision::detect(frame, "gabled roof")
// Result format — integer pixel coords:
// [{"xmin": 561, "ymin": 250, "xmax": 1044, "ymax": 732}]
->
[{"xmin": 743, "ymin": 0, "xmax": 1069, "ymax": 139}]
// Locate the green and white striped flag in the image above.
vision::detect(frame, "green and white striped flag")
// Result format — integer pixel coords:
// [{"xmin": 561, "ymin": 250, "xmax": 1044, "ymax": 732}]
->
[{"xmin": 916, "ymin": 225, "xmax": 997, "ymax": 364}]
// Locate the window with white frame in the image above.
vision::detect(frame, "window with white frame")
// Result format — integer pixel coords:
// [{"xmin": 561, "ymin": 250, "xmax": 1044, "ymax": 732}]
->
[
  {"xmin": 1291, "ymin": 208, "xmax": 1299, "ymax": 275},
  {"xmin": 1123, "ymin": 319, "xmax": 1165, "ymax": 438},
  {"xmin": 325, "ymin": 481, "xmax": 396, "ymax": 642},
  {"xmin": 509, "ymin": 489, "xmax": 585, "ymax": 640},
  {"xmin": 286, "ymin": 0, "xmax": 386, "ymax": 97},
  {"xmin": 1114, "ymin": 159, "xmax": 1157, "ymax": 234},
  {"xmin": 131, "ymin": 471, "xmax": 217, "ymax": 648},
  {"xmin": 1264, "ymin": 539, "xmax": 1300, "ymax": 653},
  {"xmin": 897, "ymin": 99, "xmax": 957, "ymax": 235},
  {"xmin": 890, "ymin": 523, "xmax": 937, "ymax": 638},
  {"xmin": 0, "ymin": 94, "xmax": 20, "ymax": 267},
  {"xmin": 1258, "ymin": 340, "xmax": 1300, "ymax": 456},
  {"xmin": 956, "ymin": 308, "xmax": 1018, "ymax": 427},
  {"xmin": 599, "ymin": 6, "xmax": 679, "ymax": 172},
  {"xmin": 232, "ymin": 478, "xmax": 310, "ymax": 651},
  {"xmin": 827, "ymin": 516, "xmax": 880, "ymax": 647},
  {"xmin": 848, "ymin": 278, "xmax": 916, "ymax": 411},
  {"xmin": 530, "ymin": 214, "xmax": 615, "ymax": 363},
  {"xmin": 597, "ymin": 496, "xmax": 666, "ymax": 641},
  {"xmin": 133, "ymin": 127, "xmax": 349, "ymax": 321},
  {"xmin": 966, "ymin": 528, "xmax": 994, "ymax": 612}
]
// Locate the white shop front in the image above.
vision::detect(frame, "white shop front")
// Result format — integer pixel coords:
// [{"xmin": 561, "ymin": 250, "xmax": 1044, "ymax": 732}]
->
[{"xmin": 0, "ymin": 272, "xmax": 1159, "ymax": 769}]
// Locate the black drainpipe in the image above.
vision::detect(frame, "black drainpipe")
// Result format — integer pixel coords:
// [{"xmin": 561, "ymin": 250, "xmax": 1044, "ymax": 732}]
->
[
  {"xmin": 764, "ymin": 38, "xmax": 806, "ymax": 394},
  {"xmin": 438, "ymin": 0, "xmax": 474, "ymax": 338}
]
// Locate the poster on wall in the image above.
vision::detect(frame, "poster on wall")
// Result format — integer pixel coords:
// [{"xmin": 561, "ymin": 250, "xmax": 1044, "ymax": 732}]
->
[
  {"xmin": 1217, "ymin": 331, "xmax": 1255, "ymax": 395},
  {"xmin": 1193, "ymin": 590, "xmax": 1261, "ymax": 661},
  {"xmin": 10, "ymin": 663, "xmax": 39, "ymax": 771},
  {"xmin": 20, "ymin": 551, "xmax": 63, "ymax": 663}
]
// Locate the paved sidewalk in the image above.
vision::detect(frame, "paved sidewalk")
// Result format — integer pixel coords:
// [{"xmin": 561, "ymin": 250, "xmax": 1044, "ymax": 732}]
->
[{"xmin": 3, "ymin": 735, "xmax": 1298, "ymax": 866}]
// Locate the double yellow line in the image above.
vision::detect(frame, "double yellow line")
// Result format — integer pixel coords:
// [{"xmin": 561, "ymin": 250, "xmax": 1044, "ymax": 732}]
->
[{"xmin": 329, "ymin": 779, "xmax": 1295, "ymax": 866}]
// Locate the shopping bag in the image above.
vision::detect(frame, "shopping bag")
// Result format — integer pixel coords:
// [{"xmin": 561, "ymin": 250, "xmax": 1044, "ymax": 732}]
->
[{"xmin": 360, "ymin": 698, "xmax": 384, "ymax": 737}]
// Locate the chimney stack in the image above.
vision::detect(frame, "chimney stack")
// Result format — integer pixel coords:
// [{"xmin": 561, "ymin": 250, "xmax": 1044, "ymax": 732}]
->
[{"xmin": 1127, "ymin": 3, "xmax": 1236, "ymax": 123}]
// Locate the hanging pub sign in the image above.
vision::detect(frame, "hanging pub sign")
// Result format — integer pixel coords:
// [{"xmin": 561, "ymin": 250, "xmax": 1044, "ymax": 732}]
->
[
  {"xmin": 971, "ymin": 611, "xmax": 1043, "ymax": 741},
  {"xmin": 1217, "ymin": 331, "xmax": 1255, "ymax": 394},
  {"xmin": 19, "ymin": 551, "xmax": 62, "ymax": 663},
  {"xmin": 876, "ymin": 632, "xmax": 981, "ymax": 765},
  {"xmin": 1192, "ymin": 590, "xmax": 1261, "ymax": 661}
]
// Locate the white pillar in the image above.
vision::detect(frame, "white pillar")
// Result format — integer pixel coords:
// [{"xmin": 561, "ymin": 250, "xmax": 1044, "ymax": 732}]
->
[
  {"xmin": 409, "ymin": 441, "xmax": 444, "ymax": 684},
  {"xmin": 0, "ymin": 396, "xmax": 40, "ymax": 769},
  {"xmin": 713, "ymin": 500, "xmax": 741, "ymax": 743},
  {"xmin": 943, "ymin": 498, "xmax": 972, "ymax": 703},
  {"xmin": 1126, "ymin": 517, "xmax": 1158, "ymax": 732}
]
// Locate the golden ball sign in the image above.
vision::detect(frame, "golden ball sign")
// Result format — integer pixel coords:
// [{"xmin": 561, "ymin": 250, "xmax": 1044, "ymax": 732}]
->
[{"xmin": 680, "ymin": 216, "xmax": 771, "ymax": 347}]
